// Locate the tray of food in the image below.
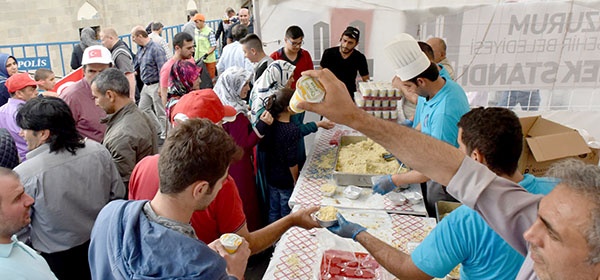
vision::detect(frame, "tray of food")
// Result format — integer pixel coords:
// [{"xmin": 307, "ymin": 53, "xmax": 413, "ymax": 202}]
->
[
  {"xmin": 435, "ymin": 201, "xmax": 461, "ymax": 222},
  {"xmin": 333, "ymin": 136, "xmax": 402, "ymax": 186},
  {"xmin": 320, "ymin": 249, "xmax": 387, "ymax": 280}
]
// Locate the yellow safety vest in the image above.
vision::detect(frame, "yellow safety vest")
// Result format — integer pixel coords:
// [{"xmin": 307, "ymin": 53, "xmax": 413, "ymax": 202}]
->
[{"xmin": 195, "ymin": 26, "xmax": 216, "ymax": 63}]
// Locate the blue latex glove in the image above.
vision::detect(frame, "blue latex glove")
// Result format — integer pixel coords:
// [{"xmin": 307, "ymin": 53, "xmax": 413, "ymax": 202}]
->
[
  {"xmin": 327, "ymin": 213, "xmax": 367, "ymax": 241},
  {"xmin": 401, "ymin": 119, "xmax": 413, "ymax": 127},
  {"xmin": 372, "ymin": 174, "xmax": 397, "ymax": 195}
]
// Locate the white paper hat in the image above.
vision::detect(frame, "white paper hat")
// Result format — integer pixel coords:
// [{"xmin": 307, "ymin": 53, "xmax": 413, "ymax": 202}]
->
[
  {"xmin": 384, "ymin": 33, "xmax": 431, "ymax": 81},
  {"xmin": 82, "ymin": 45, "xmax": 113, "ymax": 65}
]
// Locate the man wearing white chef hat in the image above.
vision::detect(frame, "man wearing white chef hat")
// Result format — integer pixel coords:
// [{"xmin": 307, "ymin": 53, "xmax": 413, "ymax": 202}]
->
[
  {"xmin": 372, "ymin": 33, "xmax": 470, "ymax": 217},
  {"xmin": 296, "ymin": 66, "xmax": 600, "ymax": 279}
]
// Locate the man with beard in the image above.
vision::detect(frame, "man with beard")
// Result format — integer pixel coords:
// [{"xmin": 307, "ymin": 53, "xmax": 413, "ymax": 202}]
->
[
  {"xmin": 159, "ymin": 32, "xmax": 195, "ymax": 104},
  {"xmin": 320, "ymin": 26, "xmax": 369, "ymax": 100}
]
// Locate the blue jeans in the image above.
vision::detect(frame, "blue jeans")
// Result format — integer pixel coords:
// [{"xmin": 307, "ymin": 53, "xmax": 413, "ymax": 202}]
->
[{"xmin": 268, "ymin": 185, "xmax": 293, "ymax": 224}]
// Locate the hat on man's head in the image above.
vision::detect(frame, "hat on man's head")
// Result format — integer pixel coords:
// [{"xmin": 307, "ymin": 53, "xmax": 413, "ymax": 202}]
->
[
  {"xmin": 342, "ymin": 26, "xmax": 360, "ymax": 41},
  {"xmin": 6, "ymin": 73, "xmax": 39, "ymax": 93},
  {"xmin": 384, "ymin": 33, "xmax": 431, "ymax": 81},
  {"xmin": 82, "ymin": 45, "xmax": 113, "ymax": 66},
  {"xmin": 171, "ymin": 89, "xmax": 237, "ymax": 125},
  {"xmin": 193, "ymin": 13, "xmax": 206, "ymax": 22}
]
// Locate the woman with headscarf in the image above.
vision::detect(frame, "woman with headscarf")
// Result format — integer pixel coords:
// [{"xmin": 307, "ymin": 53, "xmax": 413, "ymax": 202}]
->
[
  {"xmin": 0, "ymin": 53, "xmax": 18, "ymax": 106},
  {"xmin": 250, "ymin": 61, "xmax": 334, "ymax": 212},
  {"xmin": 214, "ymin": 66, "xmax": 273, "ymax": 231},
  {"xmin": 166, "ymin": 60, "xmax": 201, "ymax": 123},
  {"xmin": 70, "ymin": 27, "xmax": 99, "ymax": 70}
]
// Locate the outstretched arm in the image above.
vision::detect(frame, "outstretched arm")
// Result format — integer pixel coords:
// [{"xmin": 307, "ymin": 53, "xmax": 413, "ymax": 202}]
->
[
  {"xmin": 236, "ymin": 206, "xmax": 319, "ymax": 254},
  {"xmin": 354, "ymin": 231, "xmax": 432, "ymax": 280},
  {"xmin": 297, "ymin": 69, "xmax": 463, "ymax": 186}
]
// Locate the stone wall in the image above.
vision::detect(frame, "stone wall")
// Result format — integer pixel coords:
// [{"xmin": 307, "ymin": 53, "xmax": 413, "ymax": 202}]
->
[{"xmin": 0, "ymin": 0, "xmax": 243, "ymax": 45}]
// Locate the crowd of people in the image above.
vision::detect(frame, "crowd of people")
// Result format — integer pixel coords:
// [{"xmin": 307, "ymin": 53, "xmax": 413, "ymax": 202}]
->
[{"xmin": 0, "ymin": 5, "xmax": 599, "ymax": 280}]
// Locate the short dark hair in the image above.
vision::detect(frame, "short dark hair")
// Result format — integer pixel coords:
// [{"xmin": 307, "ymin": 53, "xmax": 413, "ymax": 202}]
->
[
  {"xmin": 285, "ymin": 25, "xmax": 304, "ymax": 40},
  {"xmin": 158, "ymin": 118, "xmax": 242, "ymax": 194},
  {"xmin": 232, "ymin": 24, "xmax": 248, "ymax": 42},
  {"xmin": 457, "ymin": 107, "xmax": 523, "ymax": 176},
  {"xmin": 173, "ymin": 32, "xmax": 194, "ymax": 49},
  {"xmin": 265, "ymin": 88, "xmax": 294, "ymax": 119},
  {"xmin": 240, "ymin": 34, "xmax": 264, "ymax": 52},
  {"xmin": 16, "ymin": 97, "xmax": 84, "ymax": 155},
  {"xmin": 34, "ymin": 68, "xmax": 53, "ymax": 81},
  {"xmin": 408, "ymin": 62, "xmax": 440, "ymax": 84},
  {"xmin": 151, "ymin": 22, "xmax": 164, "ymax": 31},
  {"xmin": 91, "ymin": 68, "xmax": 130, "ymax": 98},
  {"xmin": 133, "ymin": 29, "xmax": 148, "ymax": 38},
  {"xmin": 418, "ymin": 41, "xmax": 435, "ymax": 62}
]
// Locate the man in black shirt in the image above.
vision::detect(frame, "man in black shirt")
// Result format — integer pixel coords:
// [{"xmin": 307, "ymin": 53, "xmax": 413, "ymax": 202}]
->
[{"xmin": 320, "ymin": 26, "xmax": 369, "ymax": 100}]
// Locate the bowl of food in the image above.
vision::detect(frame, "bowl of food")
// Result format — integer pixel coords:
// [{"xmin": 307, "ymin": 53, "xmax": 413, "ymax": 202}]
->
[
  {"xmin": 314, "ymin": 206, "xmax": 339, "ymax": 227},
  {"xmin": 387, "ymin": 192, "xmax": 407, "ymax": 206},
  {"xmin": 404, "ymin": 192, "xmax": 423, "ymax": 205},
  {"xmin": 343, "ymin": 185, "xmax": 362, "ymax": 200},
  {"xmin": 219, "ymin": 233, "xmax": 243, "ymax": 254},
  {"xmin": 320, "ymin": 183, "xmax": 337, "ymax": 197}
]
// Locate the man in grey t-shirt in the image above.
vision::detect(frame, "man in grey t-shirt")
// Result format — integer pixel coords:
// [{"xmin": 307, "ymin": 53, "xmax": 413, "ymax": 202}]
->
[
  {"xmin": 14, "ymin": 97, "xmax": 124, "ymax": 280},
  {"xmin": 299, "ymin": 68, "xmax": 600, "ymax": 280}
]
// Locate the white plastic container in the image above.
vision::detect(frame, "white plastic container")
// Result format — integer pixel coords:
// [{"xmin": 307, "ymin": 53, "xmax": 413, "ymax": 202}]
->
[
  {"xmin": 343, "ymin": 185, "xmax": 362, "ymax": 200},
  {"xmin": 220, "ymin": 233, "xmax": 243, "ymax": 254},
  {"xmin": 289, "ymin": 76, "xmax": 326, "ymax": 113},
  {"xmin": 382, "ymin": 111, "xmax": 391, "ymax": 119}
]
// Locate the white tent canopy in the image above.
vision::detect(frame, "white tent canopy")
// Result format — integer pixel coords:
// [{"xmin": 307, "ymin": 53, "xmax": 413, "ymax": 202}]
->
[{"xmin": 256, "ymin": 0, "xmax": 600, "ymax": 109}]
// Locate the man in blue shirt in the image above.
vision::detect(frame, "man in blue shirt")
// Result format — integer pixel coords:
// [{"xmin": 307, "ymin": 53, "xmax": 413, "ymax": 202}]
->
[
  {"xmin": 0, "ymin": 168, "xmax": 57, "ymax": 279},
  {"xmin": 89, "ymin": 118, "xmax": 250, "ymax": 279},
  {"xmin": 373, "ymin": 34, "xmax": 469, "ymax": 214},
  {"xmin": 131, "ymin": 26, "xmax": 167, "ymax": 139},
  {"xmin": 327, "ymin": 107, "xmax": 558, "ymax": 280}
]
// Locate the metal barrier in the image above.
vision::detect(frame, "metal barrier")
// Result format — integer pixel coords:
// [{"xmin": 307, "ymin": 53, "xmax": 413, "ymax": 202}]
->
[{"xmin": 0, "ymin": 20, "xmax": 221, "ymax": 78}]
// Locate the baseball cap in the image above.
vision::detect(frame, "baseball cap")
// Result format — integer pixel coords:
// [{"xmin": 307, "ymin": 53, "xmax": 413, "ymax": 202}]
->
[
  {"xmin": 342, "ymin": 26, "xmax": 360, "ymax": 41},
  {"xmin": 193, "ymin": 14, "xmax": 206, "ymax": 22},
  {"xmin": 6, "ymin": 73, "xmax": 39, "ymax": 93},
  {"xmin": 384, "ymin": 33, "xmax": 431, "ymax": 81},
  {"xmin": 171, "ymin": 89, "xmax": 237, "ymax": 124},
  {"xmin": 81, "ymin": 45, "xmax": 113, "ymax": 66}
]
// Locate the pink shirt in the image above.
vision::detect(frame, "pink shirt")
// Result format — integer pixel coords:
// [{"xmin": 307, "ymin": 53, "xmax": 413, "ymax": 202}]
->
[
  {"xmin": 159, "ymin": 57, "xmax": 196, "ymax": 89},
  {"xmin": 59, "ymin": 79, "xmax": 107, "ymax": 142}
]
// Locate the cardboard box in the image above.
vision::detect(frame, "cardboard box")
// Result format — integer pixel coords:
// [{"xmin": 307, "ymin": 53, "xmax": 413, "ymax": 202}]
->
[{"xmin": 518, "ymin": 116, "xmax": 599, "ymax": 176}]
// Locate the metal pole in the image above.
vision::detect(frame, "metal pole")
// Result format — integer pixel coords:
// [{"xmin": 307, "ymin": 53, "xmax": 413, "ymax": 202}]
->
[{"xmin": 252, "ymin": 0, "xmax": 261, "ymax": 38}]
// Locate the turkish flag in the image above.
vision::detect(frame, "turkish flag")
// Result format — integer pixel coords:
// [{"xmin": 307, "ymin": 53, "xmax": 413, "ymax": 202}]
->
[
  {"xmin": 52, "ymin": 67, "xmax": 84, "ymax": 95},
  {"xmin": 88, "ymin": 49, "xmax": 102, "ymax": 58}
]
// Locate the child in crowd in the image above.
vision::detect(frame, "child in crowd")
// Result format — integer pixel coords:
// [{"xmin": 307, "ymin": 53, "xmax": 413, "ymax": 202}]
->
[
  {"xmin": 34, "ymin": 68, "xmax": 58, "ymax": 97},
  {"xmin": 260, "ymin": 88, "xmax": 301, "ymax": 223}
]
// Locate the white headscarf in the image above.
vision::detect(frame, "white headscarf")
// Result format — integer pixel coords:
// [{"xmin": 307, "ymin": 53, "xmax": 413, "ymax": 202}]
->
[
  {"xmin": 249, "ymin": 60, "xmax": 295, "ymax": 124},
  {"xmin": 213, "ymin": 66, "xmax": 252, "ymax": 115}
]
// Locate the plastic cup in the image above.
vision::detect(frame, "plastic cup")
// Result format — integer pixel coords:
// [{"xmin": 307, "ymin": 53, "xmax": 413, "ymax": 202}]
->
[{"xmin": 220, "ymin": 233, "xmax": 243, "ymax": 254}]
